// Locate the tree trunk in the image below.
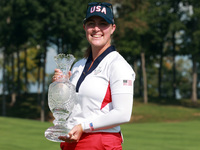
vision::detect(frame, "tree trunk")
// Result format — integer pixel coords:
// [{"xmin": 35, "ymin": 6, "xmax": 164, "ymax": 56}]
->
[
  {"xmin": 10, "ymin": 53, "xmax": 16, "ymax": 106},
  {"xmin": 37, "ymin": 61, "xmax": 41, "ymax": 105},
  {"xmin": 158, "ymin": 47, "xmax": 163, "ymax": 98},
  {"xmin": 133, "ymin": 60, "xmax": 138, "ymax": 95},
  {"xmin": 2, "ymin": 52, "xmax": 7, "ymax": 116},
  {"xmin": 172, "ymin": 31, "xmax": 176, "ymax": 99},
  {"xmin": 57, "ymin": 38, "xmax": 61, "ymax": 54},
  {"xmin": 41, "ymin": 45, "xmax": 47, "ymax": 122},
  {"xmin": 141, "ymin": 52, "xmax": 148, "ymax": 103},
  {"xmin": 139, "ymin": 58, "xmax": 143, "ymax": 97},
  {"xmin": 17, "ymin": 50, "xmax": 21, "ymax": 95},
  {"xmin": 191, "ymin": 57, "xmax": 197, "ymax": 102},
  {"xmin": 24, "ymin": 48, "xmax": 28, "ymax": 94}
]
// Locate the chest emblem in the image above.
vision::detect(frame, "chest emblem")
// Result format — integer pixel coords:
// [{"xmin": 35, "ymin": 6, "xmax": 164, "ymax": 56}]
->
[{"xmin": 94, "ymin": 67, "xmax": 102, "ymax": 75}]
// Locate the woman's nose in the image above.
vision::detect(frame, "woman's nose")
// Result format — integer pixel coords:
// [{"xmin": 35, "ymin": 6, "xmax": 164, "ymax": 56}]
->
[{"xmin": 93, "ymin": 25, "xmax": 100, "ymax": 31}]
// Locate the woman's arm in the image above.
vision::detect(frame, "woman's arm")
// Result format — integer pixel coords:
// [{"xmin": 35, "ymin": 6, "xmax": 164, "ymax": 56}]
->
[{"xmin": 81, "ymin": 93, "xmax": 133, "ymax": 132}]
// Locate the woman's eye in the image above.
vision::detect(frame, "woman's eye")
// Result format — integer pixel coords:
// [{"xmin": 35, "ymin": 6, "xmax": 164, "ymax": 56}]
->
[
  {"xmin": 100, "ymin": 22, "xmax": 108, "ymax": 26},
  {"xmin": 87, "ymin": 22, "xmax": 94, "ymax": 26}
]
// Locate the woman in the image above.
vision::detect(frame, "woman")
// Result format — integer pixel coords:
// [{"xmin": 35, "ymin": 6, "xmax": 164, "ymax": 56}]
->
[{"xmin": 52, "ymin": 2, "xmax": 135, "ymax": 150}]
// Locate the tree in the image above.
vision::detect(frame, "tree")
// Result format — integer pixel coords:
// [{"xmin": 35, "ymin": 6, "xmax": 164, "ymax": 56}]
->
[
  {"xmin": 145, "ymin": 0, "xmax": 173, "ymax": 98},
  {"xmin": 183, "ymin": 0, "xmax": 200, "ymax": 102},
  {"xmin": 37, "ymin": 0, "xmax": 91, "ymax": 121},
  {"xmin": 0, "ymin": 0, "xmax": 13, "ymax": 115},
  {"xmin": 114, "ymin": 0, "xmax": 149, "ymax": 103},
  {"xmin": 0, "ymin": 0, "xmax": 92, "ymax": 119}
]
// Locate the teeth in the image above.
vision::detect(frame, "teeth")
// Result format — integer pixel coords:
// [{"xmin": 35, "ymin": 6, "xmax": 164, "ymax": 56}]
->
[{"xmin": 93, "ymin": 35, "xmax": 102, "ymax": 37}]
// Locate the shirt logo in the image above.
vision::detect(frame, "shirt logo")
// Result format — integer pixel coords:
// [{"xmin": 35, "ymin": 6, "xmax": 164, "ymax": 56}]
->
[
  {"xmin": 89, "ymin": 122, "xmax": 94, "ymax": 131},
  {"xmin": 94, "ymin": 67, "xmax": 102, "ymax": 75},
  {"xmin": 123, "ymin": 80, "xmax": 132, "ymax": 86},
  {"xmin": 90, "ymin": 6, "xmax": 107, "ymax": 14}
]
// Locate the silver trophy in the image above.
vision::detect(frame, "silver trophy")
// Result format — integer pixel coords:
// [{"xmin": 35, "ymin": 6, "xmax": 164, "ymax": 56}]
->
[{"xmin": 45, "ymin": 53, "xmax": 76, "ymax": 142}]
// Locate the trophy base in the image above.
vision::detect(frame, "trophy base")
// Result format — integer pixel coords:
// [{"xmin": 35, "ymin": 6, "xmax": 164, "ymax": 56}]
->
[{"xmin": 45, "ymin": 125, "xmax": 70, "ymax": 142}]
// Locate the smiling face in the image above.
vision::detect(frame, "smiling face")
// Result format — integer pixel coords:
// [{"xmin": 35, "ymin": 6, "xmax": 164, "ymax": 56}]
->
[{"xmin": 83, "ymin": 16, "xmax": 116, "ymax": 51}]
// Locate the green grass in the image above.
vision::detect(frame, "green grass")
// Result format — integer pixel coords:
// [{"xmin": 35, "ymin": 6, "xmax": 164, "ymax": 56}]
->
[
  {"xmin": 121, "ymin": 121, "xmax": 200, "ymax": 150},
  {"xmin": 132, "ymin": 102, "xmax": 200, "ymax": 123},
  {"xmin": 0, "ymin": 117, "xmax": 59, "ymax": 150},
  {"xmin": 0, "ymin": 103, "xmax": 200, "ymax": 150}
]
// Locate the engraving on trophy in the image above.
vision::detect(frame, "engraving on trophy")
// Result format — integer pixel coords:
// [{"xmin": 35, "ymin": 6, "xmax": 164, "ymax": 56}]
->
[{"xmin": 45, "ymin": 54, "xmax": 76, "ymax": 142}]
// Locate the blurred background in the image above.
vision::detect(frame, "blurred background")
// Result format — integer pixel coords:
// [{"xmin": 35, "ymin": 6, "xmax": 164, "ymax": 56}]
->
[{"xmin": 0, "ymin": 0, "xmax": 200, "ymax": 150}]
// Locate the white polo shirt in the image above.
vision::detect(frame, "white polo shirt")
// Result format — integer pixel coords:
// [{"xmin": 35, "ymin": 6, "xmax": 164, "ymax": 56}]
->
[{"xmin": 67, "ymin": 46, "xmax": 135, "ymax": 133}]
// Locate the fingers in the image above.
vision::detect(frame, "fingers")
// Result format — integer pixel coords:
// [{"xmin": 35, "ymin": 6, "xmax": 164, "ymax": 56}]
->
[
  {"xmin": 52, "ymin": 69, "xmax": 61, "ymax": 81},
  {"xmin": 52, "ymin": 69, "xmax": 71, "ymax": 82},
  {"xmin": 68, "ymin": 71, "xmax": 72, "ymax": 78},
  {"xmin": 58, "ymin": 134, "xmax": 76, "ymax": 143},
  {"xmin": 68, "ymin": 124, "xmax": 83, "ymax": 142},
  {"xmin": 54, "ymin": 69, "xmax": 62, "ymax": 76},
  {"xmin": 58, "ymin": 124, "xmax": 83, "ymax": 143},
  {"xmin": 58, "ymin": 135, "xmax": 74, "ymax": 143}
]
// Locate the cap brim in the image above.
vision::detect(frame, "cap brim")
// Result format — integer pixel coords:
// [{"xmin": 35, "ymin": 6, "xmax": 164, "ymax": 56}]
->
[{"xmin": 83, "ymin": 13, "xmax": 113, "ymax": 24}]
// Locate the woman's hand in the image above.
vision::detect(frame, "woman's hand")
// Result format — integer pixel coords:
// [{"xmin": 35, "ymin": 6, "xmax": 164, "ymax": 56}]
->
[
  {"xmin": 58, "ymin": 124, "xmax": 83, "ymax": 143},
  {"xmin": 52, "ymin": 69, "xmax": 72, "ymax": 82}
]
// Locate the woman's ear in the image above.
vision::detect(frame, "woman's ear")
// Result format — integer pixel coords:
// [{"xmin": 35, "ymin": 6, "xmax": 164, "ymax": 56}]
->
[
  {"xmin": 83, "ymin": 24, "xmax": 86, "ymax": 30},
  {"xmin": 111, "ymin": 24, "xmax": 116, "ymax": 35}
]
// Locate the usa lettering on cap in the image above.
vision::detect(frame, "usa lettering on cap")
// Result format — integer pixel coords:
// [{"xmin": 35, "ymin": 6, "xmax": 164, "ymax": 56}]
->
[{"xmin": 90, "ymin": 6, "xmax": 107, "ymax": 14}]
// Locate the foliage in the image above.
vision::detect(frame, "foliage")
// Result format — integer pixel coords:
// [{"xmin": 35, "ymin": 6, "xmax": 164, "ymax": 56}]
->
[
  {"xmin": 0, "ymin": 94, "xmax": 41, "ymax": 119},
  {"xmin": 114, "ymin": 0, "xmax": 149, "ymax": 63},
  {"xmin": 1, "ymin": 0, "xmax": 200, "ymax": 118},
  {"xmin": 113, "ymin": 0, "xmax": 200, "ymax": 101},
  {"xmin": 4, "ymin": 47, "xmax": 40, "ymax": 93}
]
